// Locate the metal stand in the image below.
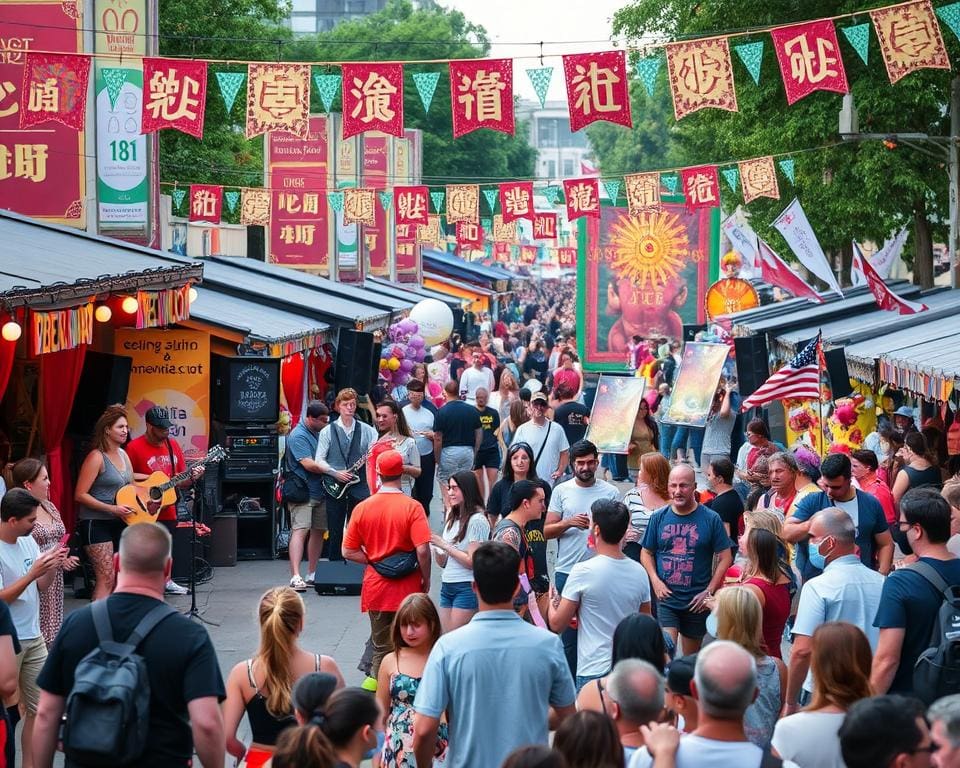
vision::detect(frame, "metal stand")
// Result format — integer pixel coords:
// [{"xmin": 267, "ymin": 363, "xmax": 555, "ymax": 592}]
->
[{"xmin": 182, "ymin": 489, "xmax": 219, "ymax": 626}]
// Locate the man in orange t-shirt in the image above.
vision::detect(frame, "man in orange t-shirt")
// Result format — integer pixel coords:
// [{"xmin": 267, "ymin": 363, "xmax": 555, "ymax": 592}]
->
[{"xmin": 343, "ymin": 450, "xmax": 432, "ymax": 677}]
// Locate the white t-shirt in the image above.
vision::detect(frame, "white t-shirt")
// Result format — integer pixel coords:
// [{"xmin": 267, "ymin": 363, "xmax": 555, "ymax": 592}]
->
[
  {"xmin": 548, "ymin": 478, "xmax": 619, "ymax": 575},
  {"xmin": 561, "ymin": 555, "xmax": 651, "ymax": 676},
  {"xmin": 834, "ymin": 495, "xmax": 861, "ymax": 535},
  {"xmin": 629, "ymin": 735, "xmax": 800, "ymax": 768},
  {"xmin": 441, "ymin": 512, "xmax": 491, "ymax": 583},
  {"xmin": 512, "ymin": 420, "xmax": 570, "ymax": 488},
  {"xmin": 402, "ymin": 404, "xmax": 435, "ymax": 457},
  {"xmin": 459, "ymin": 366, "xmax": 494, "ymax": 403},
  {"xmin": 771, "ymin": 711, "xmax": 846, "ymax": 768},
  {"xmin": 394, "ymin": 436, "xmax": 421, "ymax": 496},
  {"xmin": 0, "ymin": 535, "xmax": 41, "ymax": 640}
]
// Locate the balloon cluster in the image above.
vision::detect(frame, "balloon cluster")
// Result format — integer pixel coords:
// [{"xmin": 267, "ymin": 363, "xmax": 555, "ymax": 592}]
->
[{"xmin": 379, "ymin": 317, "xmax": 426, "ymax": 386}]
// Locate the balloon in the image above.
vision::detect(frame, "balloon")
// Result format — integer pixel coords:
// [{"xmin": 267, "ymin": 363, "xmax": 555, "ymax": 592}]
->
[
  {"xmin": 392, "ymin": 346, "xmax": 405, "ymax": 360},
  {"xmin": 407, "ymin": 320, "xmax": 418, "ymax": 334},
  {"xmin": 409, "ymin": 299, "xmax": 454, "ymax": 346},
  {"xmin": 395, "ymin": 373, "xmax": 410, "ymax": 386},
  {"xmin": 408, "ymin": 335, "xmax": 424, "ymax": 349},
  {"xmin": 379, "ymin": 358, "xmax": 388, "ymax": 369},
  {"xmin": 388, "ymin": 357, "xmax": 401, "ymax": 371},
  {"xmin": 400, "ymin": 359, "xmax": 414, "ymax": 372},
  {"xmin": 380, "ymin": 370, "xmax": 394, "ymax": 383}
]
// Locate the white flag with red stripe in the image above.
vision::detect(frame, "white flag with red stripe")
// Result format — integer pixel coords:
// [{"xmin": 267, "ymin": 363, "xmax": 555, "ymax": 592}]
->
[
  {"xmin": 741, "ymin": 334, "xmax": 822, "ymax": 412},
  {"xmin": 758, "ymin": 239, "xmax": 824, "ymax": 303},
  {"xmin": 851, "ymin": 243, "xmax": 928, "ymax": 315}
]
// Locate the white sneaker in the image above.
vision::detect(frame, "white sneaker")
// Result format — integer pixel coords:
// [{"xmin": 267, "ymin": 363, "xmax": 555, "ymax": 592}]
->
[
  {"xmin": 165, "ymin": 580, "xmax": 189, "ymax": 595},
  {"xmin": 290, "ymin": 575, "xmax": 307, "ymax": 592}
]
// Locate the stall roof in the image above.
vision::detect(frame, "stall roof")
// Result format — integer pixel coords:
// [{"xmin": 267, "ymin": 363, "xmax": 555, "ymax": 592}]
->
[
  {"xmin": 843, "ymin": 313, "xmax": 959, "ymax": 384},
  {"xmin": 0, "ymin": 210, "xmax": 202, "ymax": 307},
  {"xmin": 880, "ymin": 333, "xmax": 960, "ymax": 398},
  {"xmin": 363, "ymin": 277, "xmax": 462, "ymax": 308},
  {"xmin": 424, "ymin": 271, "xmax": 496, "ymax": 297},
  {"xmin": 423, "ymin": 249, "xmax": 512, "ymax": 290}
]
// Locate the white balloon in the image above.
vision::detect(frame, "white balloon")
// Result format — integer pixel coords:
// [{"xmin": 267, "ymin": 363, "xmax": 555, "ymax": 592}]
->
[{"xmin": 408, "ymin": 299, "xmax": 454, "ymax": 346}]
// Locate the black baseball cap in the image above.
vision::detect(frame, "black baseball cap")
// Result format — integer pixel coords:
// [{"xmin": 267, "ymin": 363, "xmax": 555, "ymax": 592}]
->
[
  {"xmin": 144, "ymin": 407, "xmax": 172, "ymax": 429},
  {"xmin": 666, "ymin": 654, "xmax": 697, "ymax": 696}
]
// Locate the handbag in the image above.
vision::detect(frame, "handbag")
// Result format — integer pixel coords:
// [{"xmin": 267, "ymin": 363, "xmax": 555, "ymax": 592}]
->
[{"xmin": 370, "ymin": 550, "xmax": 419, "ymax": 579}]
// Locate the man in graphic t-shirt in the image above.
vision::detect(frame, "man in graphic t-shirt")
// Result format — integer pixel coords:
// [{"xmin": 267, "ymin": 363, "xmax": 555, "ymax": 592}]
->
[{"xmin": 552, "ymin": 383, "xmax": 590, "ymax": 450}]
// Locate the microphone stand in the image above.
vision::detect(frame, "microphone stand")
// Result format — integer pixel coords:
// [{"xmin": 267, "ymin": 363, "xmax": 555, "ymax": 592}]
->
[{"xmin": 182, "ymin": 480, "xmax": 218, "ymax": 626}]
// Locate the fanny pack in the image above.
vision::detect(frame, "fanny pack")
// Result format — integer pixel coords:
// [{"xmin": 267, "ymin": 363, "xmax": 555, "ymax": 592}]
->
[{"xmin": 370, "ymin": 550, "xmax": 419, "ymax": 579}]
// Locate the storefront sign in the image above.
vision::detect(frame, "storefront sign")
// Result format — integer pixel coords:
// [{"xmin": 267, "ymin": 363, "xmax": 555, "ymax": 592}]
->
[
  {"xmin": 31, "ymin": 302, "xmax": 94, "ymax": 355},
  {"xmin": 136, "ymin": 284, "xmax": 191, "ymax": 329}
]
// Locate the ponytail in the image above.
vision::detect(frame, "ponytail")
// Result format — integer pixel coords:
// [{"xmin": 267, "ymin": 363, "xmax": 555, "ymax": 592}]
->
[
  {"xmin": 255, "ymin": 587, "xmax": 304, "ymax": 718},
  {"xmin": 271, "ymin": 724, "xmax": 337, "ymax": 768}
]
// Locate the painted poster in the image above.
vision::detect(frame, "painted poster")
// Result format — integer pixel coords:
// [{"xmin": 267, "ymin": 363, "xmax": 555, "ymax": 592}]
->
[
  {"xmin": 334, "ymin": 116, "xmax": 361, "ymax": 282},
  {"xmin": 395, "ymin": 128, "xmax": 422, "ymax": 283},
  {"xmin": 115, "ymin": 329, "xmax": 210, "ymax": 459},
  {"xmin": 577, "ymin": 198, "xmax": 719, "ymax": 372},
  {"xmin": 0, "ymin": 1, "xmax": 86, "ymax": 226},
  {"xmin": 584, "ymin": 375, "xmax": 647, "ymax": 454},
  {"xmin": 662, "ymin": 342, "xmax": 729, "ymax": 427},
  {"xmin": 361, "ymin": 133, "xmax": 392, "ymax": 278}
]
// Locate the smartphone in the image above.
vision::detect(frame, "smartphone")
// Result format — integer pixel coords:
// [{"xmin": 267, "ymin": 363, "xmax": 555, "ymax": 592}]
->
[{"xmin": 59, "ymin": 533, "xmax": 71, "ymax": 548}]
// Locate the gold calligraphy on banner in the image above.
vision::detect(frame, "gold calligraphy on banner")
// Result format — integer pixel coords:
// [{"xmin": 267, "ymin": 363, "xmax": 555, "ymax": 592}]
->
[
  {"xmin": 240, "ymin": 188, "xmax": 271, "ymax": 226},
  {"xmin": 624, "ymin": 172, "xmax": 662, "ymax": 215},
  {"xmin": 246, "ymin": 63, "xmax": 310, "ymax": 140},
  {"xmin": 870, "ymin": 0, "xmax": 949, "ymax": 84},
  {"xmin": 343, "ymin": 187, "xmax": 376, "ymax": 226},
  {"xmin": 446, "ymin": 184, "xmax": 479, "ymax": 224},
  {"xmin": 416, "ymin": 215, "xmax": 442, "ymax": 247},
  {"xmin": 31, "ymin": 302, "xmax": 94, "ymax": 355},
  {"xmin": 738, "ymin": 156, "xmax": 780, "ymax": 204},
  {"xmin": 492, "ymin": 214, "xmax": 518, "ymax": 243},
  {"xmin": 665, "ymin": 38, "xmax": 738, "ymax": 121}
]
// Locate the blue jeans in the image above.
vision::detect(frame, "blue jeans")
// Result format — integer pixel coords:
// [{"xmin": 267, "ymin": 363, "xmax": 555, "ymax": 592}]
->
[
  {"xmin": 670, "ymin": 427, "xmax": 705, "ymax": 464},
  {"xmin": 576, "ymin": 673, "xmax": 604, "ymax": 693},
  {"xmin": 659, "ymin": 423, "xmax": 676, "ymax": 460},
  {"xmin": 601, "ymin": 453, "xmax": 627, "ymax": 481},
  {"xmin": 554, "ymin": 571, "xmax": 578, "ymax": 679}
]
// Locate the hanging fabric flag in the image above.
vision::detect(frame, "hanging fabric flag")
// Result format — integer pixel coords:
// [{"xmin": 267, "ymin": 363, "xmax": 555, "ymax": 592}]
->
[
  {"xmin": 770, "ymin": 20, "xmax": 848, "ymax": 105},
  {"xmin": 446, "ymin": 184, "xmax": 480, "ymax": 224},
  {"xmin": 411, "ymin": 71, "xmax": 441, "ymax": 113},
  {"xmin": 773, "ymin": 198, "xmax": 844, "ymax": 297},
  {"xmin": 721, "ymin": 167, "xmax": 740, "ymax": 193},
  {"xmin": 449, "ymin": 58, "xmax": 514, "ymax": 138},
  {"xmin": 142, "ymin": 58, "xmax": 208, "ymax": 139},
  {"xmin": 343, "ymin": 187, "xmax": 376, "ymax": 226},
  {"xmin": 758, "ymin": 239, "xmax": 824, "ymax": 303},
  {"xmin": 328, "ymin": 190, "xmax": 345, "ymax": 212},
  {"xmin": 562, "ymin": 178, "xmax": 601, "ymax": 221},
  {"xmin": 483, "ymin": 188, "xmax": 498, "ymax": 213},
  {"xmin": 313, "ymin": 72, "xmax": 341, "ymax": 112},
  {"xmin": 394, "ymin": 185, "xmax": 429, "ymax": 226},
  {"xmin": 722, "ymin": 208, "xmax": 761, "ymax": 279},
  {"xmin": 481, "ymin": 217, "xmax": 492, "ymax": 231},
  {"xmin": 841, "ymin": 23, "xmax": 871, "ymax": 65},
  {"xmin": 778, "ymin": 158, "xmax": 796, "ymax": 184},
  {"xmin": 520, "ymin": 245, "xmax": 538, "ymax": 265},
  {"xmin": 216, "ymin": 71, "xmax": 246, "ymax": 114},
  {"xmin": 171, "ymin": 188, "xmax": 187, "ymax": 211},
  {"xmin": 558, "ymin": 247, "xmax": 577, "ymax": 268},
  {"xmin": 417, "ymin": 215, "xmax": 443, "ymax": 247},
  {"xmin": 341, "ymin": 63, "xmax": 404, "ymax": 138},
  {"xmin": 738, "ymin": 156, "xmax": 780, "ymax": 203},
  {"xmin": 665, "ymin": 39, "xmax": 738, "ymax": 120},
  {"xmin": 492, "ymin": 241, "xmax": 511, "ymax": 263},
  {"xmin": 455, "ymin": 221, "xmax": 483, "ymax": 249},
  {"xmin": 240, "ymin": 188, "xmax": 271, "ymax": 226},
  {"xmin": 563, "ymin": 50, "xmax": 632, "ymax": 132},
  {"xmin": 680, "ymin": 165, "xmax": 720, "ymax": 210},
  {"xmin": 542, "ymin": 185, "xmax": 562, "ymax": 205},
  {"xmin": 224, "ymin": 190, "xmax": 240, "ymax": 213},
  {"xmin": 624, "ymin": 173, "xmax": 661, "ymax": 215},
  {"xmin": 430, "ymin": 190, "xmax": 445, "ymax": 214},
  {"xmin": 378, "ymin": 191, "xmax": 392, "ymax": 211},
  {"xmin": 870, "ymin": 226, "xmax": 909, "ymax": 279},
  {"xmin": 246, "ymin": 63, "xmax": 310, "ymax": 139},
  {"xmin": 602, "ymin": 179, "xmax": 622, "ymax": 203},
  {"xmin": 18, "ymin": 52, "xmax": 90, "ymax": 130},
  {"xmin": 499, "ymin": 181, "xmax": 535, "ymax": 223},
  {"xmin": 492, "ymin": 214, "xmax": 518, "ymax": 243},
  {"xmin": 660, "ymin": 172, "xmax": 680, "ymax": 194},
  {"xmin": 102, "ymin": 68, "xmax": 128, "ymax": 109},
  {"xmin": 635, "ymin": 56, "xmax": 661, "ymax": 98},
  {"xmin": 852, "ymin": 243, "xmax": 928, "ymax": 314},
  {"xmin": 870, "ymin": 0, "xmax": 949, "ymax": 84},
  {"xmin": 937, "ymin": 3, "xmax": 960, "ymax": 42},
  {"xmin": 189, "ymin": 184, "xmax": 222, "ymax": 224},
  {"xmin": 733, "ymin": 41, "xmax": 765, "ymax": 85},
  {"xmin": 525, "ymin": 67, "xmax": 553, "ymax": 108},
  {"xmin": 534, "ymin": 212, "xmax": 558, "ymax": 240}
]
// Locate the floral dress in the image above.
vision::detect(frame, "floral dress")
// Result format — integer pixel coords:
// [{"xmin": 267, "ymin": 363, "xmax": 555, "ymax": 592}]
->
[
  {"xmin": 380, "ymin": 670, "xmax": 448, "ymax": 768},
  {"xmin": 30, "ymin": 500, "xmax": 67, "ymax": 648}
]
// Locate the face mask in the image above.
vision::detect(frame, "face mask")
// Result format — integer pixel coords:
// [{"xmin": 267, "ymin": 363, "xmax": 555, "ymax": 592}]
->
[
  {"xmin": 362, "ymin": 728, "xmax": 385, "ymax": 760},
  {"xmin": 807, "ymin": 540, "xmax": 828, "ymax": 571}
]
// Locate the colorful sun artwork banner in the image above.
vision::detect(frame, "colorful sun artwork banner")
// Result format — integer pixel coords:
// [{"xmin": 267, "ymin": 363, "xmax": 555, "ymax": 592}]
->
[
  {"xmin": 662, "ymin": 342, "xmax": 731, "ymax": 427},
  {"xmin": 576, "ymin": 197, "xmax": 720, "ymax": 372},
  {"xmin": 584, "ymin": 374, "xmax": 647, "ymax": 454}
]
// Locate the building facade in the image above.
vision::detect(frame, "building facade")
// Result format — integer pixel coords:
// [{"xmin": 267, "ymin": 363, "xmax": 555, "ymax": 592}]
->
[
  {"xmin": 516, "ymin": 100, "xmax": 594, "ymax": 185},
  {"xmin": 288, "ymin": 0, "xmax": 389, "ymax": 33}
]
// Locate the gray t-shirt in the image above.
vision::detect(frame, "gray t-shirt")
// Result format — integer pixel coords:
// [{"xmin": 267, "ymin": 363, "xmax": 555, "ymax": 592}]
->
[{"xmin": 0, "ymin": 536, "xmax": 41, "ymax": 639}]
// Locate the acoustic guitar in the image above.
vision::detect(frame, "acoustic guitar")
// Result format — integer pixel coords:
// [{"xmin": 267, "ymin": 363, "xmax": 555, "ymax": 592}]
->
[{"xmin": 117, "ymin": 445, "xmax": 228, "ymax": 526}]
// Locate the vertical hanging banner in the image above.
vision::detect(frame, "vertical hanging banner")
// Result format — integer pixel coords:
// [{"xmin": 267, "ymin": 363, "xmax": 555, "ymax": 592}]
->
[
  {"xmin": 563, "ymin": 177, "xmax": 601, "ymax": 221},
  {"xmin": 417, "ymin": 215, "xmax": 443, "ymax": 248},
  {"xmin": 394, "ymin": 185, "xmax": 430, "ymax": 226},
  {"xmin": 141, "ymin": 58, "xmax": 207, "ymax": 139},
  {"xmin": 870, "ymin": 0, "xmax": 949, "ymax": 84},
  {"xmin": 499, "ymin": 181, "xmax": 535, "ymax": 223},
  {"xmin": 240, "ymin": 188, "xmax": 271, "ymax": 226},
  {"xmin": 343, "ymin": 187, "xmax": 377, "ymax": 226},
  {"xmin": 246, "ymin": 63, "xmax": 310, "ymax": 139},
  {"xmin": 449, "ymin": 58, "xmax": 514, "ymax": 138},
  {"xmin": 361, "ymin": 133, "xmax": 393, "ymax": 278},
  {"xmin": 624, "ymin": 173, "xmax": 662, "ymax": 215},
  {"xmin": 773, "ymin": 197, "xmax": 844, "ymax": 296},
  {"xmin": 770, "ymin": 20, "xmax": 848, "ymax": 105},
  {"xmin": 558, "ymin": 247, "xmax": 578, "ymax": 268},
  {"xmin": 680, "ymin": 165, "xmax": 720, "ymax": 211},
  {"xmin": 446, "ymin": 184, "xmax": 480, "ymax": 224},
  {"xmin": 738, "ymin": 156, "xmax": 780, "ymax": 203},
  {"xmin": 492, "ymin": 214, "xmax": 518, "ymax": 243},
  {"xmin": 455, "ymin": 221, "xmax": 483, "ymax": 249},
  {"xmin": 520, "ymin": 245, "xmax": 538, "ymax": 265},
  {"xmin": 493, "ymin": 241, "xmax": 511, "ymax": 263},
  {"xmin": 188, "ymin": 184, "xmax": 222, "ymax": 223},
  {"xmin": 534, "ymin": 212, "xmax": 558, "ymax": 240},
  {"xmin": 562, "ymin": 50, "xmax": 632, "ymax": 132},
  {"xmin": 341, "ymin": 63, "xmax": 404, "ymax": 138},
  {"xmin": 19, "ymin": 52, "xmax": 90, "ymax": 131},
  {"xmin": 664, "ymin": 38, "xmax": 739, "ymax": 120},
  {"xmin": 333, "ymin": 115, "xmax": 360, "ymax": 281}
]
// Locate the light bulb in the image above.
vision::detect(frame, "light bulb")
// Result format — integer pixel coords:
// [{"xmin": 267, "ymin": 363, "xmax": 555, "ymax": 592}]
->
[
  {"xmin": 94, "ymin": 305, "xmax": 112, "ymax": 323},
  {"xmin": 188, "ymin": 287, "xmax": 198, "ymax": 304},
  {"xmin": 121, "ymin": 296, "xmax": 138, "ymax": 314},
  {"xmin": 1, "ymin": 321, "xmax": 21, "ymax": 342}
]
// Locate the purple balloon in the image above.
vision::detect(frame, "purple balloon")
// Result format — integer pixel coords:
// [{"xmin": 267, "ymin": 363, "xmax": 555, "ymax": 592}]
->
[
  {"xmin": 408, "ymin": 334, "xmax": 424, "ymax": 349},
  {"xmin": 400, "ymin": 359, "xmax": 414, "ymax": 372},
  {"xmin": 396, "ymin": 372, "xmax": 410, "ymax": 385}
]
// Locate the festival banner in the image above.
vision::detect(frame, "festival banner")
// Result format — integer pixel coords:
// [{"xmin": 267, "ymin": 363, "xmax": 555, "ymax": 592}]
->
[
  {"xmin": 189, "ymin": 184, "xmax": 222, "ymax": 223},
  {"xmin": 563, "ymin": 177, "xmax": 601, "ymax": 221},
  {"xmin": 341, "ymin": 62, "xmax": 404, "ymax": 138},
  {"xmin": 680, "ymin": 165, "xmax": 720, "ymax": 210},
  {"xmin": 852, "ymin": 243, "xmax": 929, "ymax": 314},
  {"xmin": 757, "ymin": 238, "xmax": 824, "ymax": 302},
  {"xmin": 135, "ymin": 284, "xmax": 191, "ymax": 329},
  {"xmin": 246, "ymin": 63, "xmax": 310, "ymax": 140},
  {"xmin": 871, "ymin": 0, "xmax": 949, "ymax": 84},
  {"xmin": 662, "ymin": 342, "xmax": 730, "ymax": 427},
  {"xmin": 493, "ymin": 241, "xmax": 511, "ymax": 263},
  {"xmin": 361, "ymin": 133, "xmax": 392, "ymax": 277},
  {"xmin": 449, "ymin": 58, "xmax": 514, "ymax": 138},
  {"xmin": 738, "ymin": 156, "xmax": 780, "ymax": 203},
  {"xmin": 19, "ymin": 52, "xmax": 90, "ymax": 131},
  {"xmin": 664, "ymin": 38, "xmax": 738, "ymax": 120},
  {"xmin": 584, "ymin": 375, "xmax": 647, "ymax": 453},
  {"xmin": 534, "ymin": 212, "xmax": 558, "ymax": 240},
  {"xmin": 240, "ymin": 187, "xmax": 271, "ymax": 226},
  {"xmin": 394, "ymin": 185, "xmax": 430, "ymax": 226},
  {"xmin": 446, "ymin": 183, "xmax": 480, "ymax": 224},
  {"xmin": 625, "ymin": 172, "xmax": 662, "ymax": 215},
  {"xmin": 115, "ymin": 328, "xmax": 210, "ymax": 459},
  {"xmin": 770, "ymin": 20, "xmax": 848, "ymax": 105},
  {"xmin": 393, "ymin": 130, "xmax": 422, "ymax": 281},
  {"xmin": 562, "ymin": 50, "xmax": 632, "ymax": 132},
  {"xmin": 499, "ymin": 181, "xmax": 535, "ymax": 223},
  {"xmin": 455, "ymin": 221, "xmax": 483, "ymax": 249},
  {"xmin": 141, "ymin": 57, "xmax": 207, "ymax": 139},
  {"xmin": 721, "ymin": 208, "xmax": 761, "ymax": 278},
  {"xmin": 520, "ymin": 245, "xmax": 537, "ymax": 265},
  {"xmin": 558, "ymin": 246, "xmax": 577, "ymax": 267},
  {"xmin": 343, "ymin": 187, "xmax": 376, "ymax": 226},
  {"xmin": 492, "ymin": 214, "xmax": 518, "ymax": 243},
  {"xmin": 417, "ymin": 215, "xmax": 442, "ymax": 247},
  {"xmin": 31, "ymin": 302, "xmax": 94, "ymax": 355},
  {"xmin": 851, "ymin": 226, "xmax": 908, "ymax": 285},
  {"xmin": 333, "ymin": 117, "xmax": 360, "ymax": 280},
  {"xmin": 773, "ymin": 197, "xmax": 844, "ymax": 296}
]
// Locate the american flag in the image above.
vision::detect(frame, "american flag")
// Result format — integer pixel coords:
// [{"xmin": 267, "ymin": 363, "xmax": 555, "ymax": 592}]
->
[{"xmin": 741, "ymin": 334, "xmax": 821, "ymax": 412}]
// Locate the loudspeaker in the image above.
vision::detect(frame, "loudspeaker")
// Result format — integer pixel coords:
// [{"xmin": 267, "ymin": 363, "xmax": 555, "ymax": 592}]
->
[
  {"xmin": 683, "ymin": 323, "xmax": 707, "ymax": 342},
  {"xmin": 246, "ymin": 225, "xmax": 266, "ymax": 261},
  {"xmin": 334, "ymin": 328, "xmax": 377, "ymax": 396},
  {"xmin": 734, "ymin": 335, "xmax": 770, "ymax": 399},
  {"xmin": 171, "ymin": 525, "xmax": 193, "ymax": 580},
  {"xmin": 313, "ymin": 560, "xmax": 365, "ymax": 596},
  {"xmin": 209, "ymin": 513, "xmax": 237, "ymax": 567},
  {"xmin": 212, "ymin": 356, "xmax": 280, "ymax": 423},
  {"xmin": 68, "ymin": 351, "xmax": 133, "ymax": 436},
  {"xmin": 825, "ymin": 348, "xmax": 853, "ymax": 399}
]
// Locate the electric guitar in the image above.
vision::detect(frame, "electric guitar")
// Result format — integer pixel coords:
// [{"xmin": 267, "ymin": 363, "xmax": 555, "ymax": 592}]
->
[
  {"xmin": 320, "ymin": 437, "xmax": 400, "ymax": 500},
  {"xmin": 117, "ymin": 445, "xmax": 228, "ymax": 526}
]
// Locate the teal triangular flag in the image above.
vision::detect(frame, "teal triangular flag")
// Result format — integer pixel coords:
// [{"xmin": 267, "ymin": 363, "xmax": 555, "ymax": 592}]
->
[
  {"xmin": 937, "ymin": 3, "xmax": 960, "ymax": 43},
  {"xmin": 102, "ymin": 68, "xmax": 128, "ymax": 109},
  {"xmin": 483, "ymin": 188, "xmax": 498, "ymax": 213},
  {"xmin": 215, "ymin": 71, "xmax": 245, "ymax": 114},
  {"xmin": 636, "ymin": 56, "xmax": 661, "ymax": 98},
  {"xmin": 841, "ymin": 23, "xmax": 871, "ymax": 65},
  {"xmin": 734, "ymin": 41, "xmax": 764, "ymax": 85},
  {"xmin": 172, "ymin": 188, "xmax": 186, "ymax": 210},
  {"xmin": 328, "ymin": 191, "xmax": 344, "ymax": 213},
  {"xmin": 660, "ymin": 172, "xmax": 679, "ymax": 194},
  {"xmin": 430, "ymin": 190, "xmax": 445, "ymax": 213},
  {"xmin": 778, "ymin": 158, "xmax": 795, "ymax": 184},
  {"xmin": 224, "ymin": 190, "xmax": 240, "ymax": 213},
  {"xmin": 378, "ymin": 191, "xmax": 392, "ymax": 211},
  {"xmin": 313, "ymin": 73, "xmax": 341, "ymax": 113},
  {"xmin": 542, "ymin": 185, "xmax": 561, "ymax": 205},
  {"xmin": 412, "ymin": 71, "xmax": 441, "ymax": 113},
  {"xmin": 721, "ymin": 167, "xmax": 740, "ymax": 193},
  {"xmin": 602, "ymin": 179, "xmax": 621, "ymax": 203},
  {"xmin": 481, "ymin": 217, "xmax": 492, "ymax": 231},
  {"xmin": 525, "ymin": 67, "xmax": 553, "ymax": 108}
]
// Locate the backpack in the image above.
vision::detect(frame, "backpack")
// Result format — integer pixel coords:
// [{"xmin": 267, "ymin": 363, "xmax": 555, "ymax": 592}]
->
[
  {"xmin": 279, "ymin": 446, "xmax": 309, "ymax": 505},
  {"xmin": 908, "ymin": 561, "xmax": 960, "ymax": 704},
  {"xmin": 62, "ymin": 600, "xmax": 176, "ymax": 766}
]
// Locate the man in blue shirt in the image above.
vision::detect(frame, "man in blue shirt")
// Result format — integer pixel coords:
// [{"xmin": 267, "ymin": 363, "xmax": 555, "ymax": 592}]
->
[
  {"xmin": 783, "ymin": 452, "xmax": 894, "ymax": 581},
  {"xmin": 412, "ymin": 541, "xmax": 576, "ymax": 768}
]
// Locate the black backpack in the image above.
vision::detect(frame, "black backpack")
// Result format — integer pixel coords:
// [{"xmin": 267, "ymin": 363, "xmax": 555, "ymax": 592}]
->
[
  {"xmin": 279, "ymin": 446, "xmax": 309, "ymax": 505},
  {"xmin": 908, "ymin": 561, "xmax": 960, "ymax": 704},
  {"xmin": 62, "ymin": 600, "xmax": 176, "ymax": 766}
]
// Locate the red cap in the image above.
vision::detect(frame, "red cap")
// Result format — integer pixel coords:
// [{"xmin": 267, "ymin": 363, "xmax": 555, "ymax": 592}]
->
[{"xmin": 376, "ymin": 449, "xmax": 404, "ymax": 477}]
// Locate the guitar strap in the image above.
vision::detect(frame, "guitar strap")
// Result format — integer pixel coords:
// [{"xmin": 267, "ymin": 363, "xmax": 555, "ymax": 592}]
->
[{"xmin": 164, "ymin": 439, "xmax": 181, "ymax": 503}]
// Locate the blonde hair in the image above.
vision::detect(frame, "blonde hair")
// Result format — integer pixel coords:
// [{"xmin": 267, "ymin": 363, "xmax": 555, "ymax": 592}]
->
[
  {"xmin": 255, "ymin": 587, "xmax": 305, "ymax": 718},
  {"xmin": 498, "ymin": 369, "xmax": 519, "ymax": 395},
  {"xmin": 639, "ymin": 452, "xmax": 670, "ymax": 500},
  {"xmin": 744, "ymin": 507, "xmax": 793, "ymax": 564},
  {"xmin": 715, "ymin": 586, "xmax": 764, "ymax": 658}
]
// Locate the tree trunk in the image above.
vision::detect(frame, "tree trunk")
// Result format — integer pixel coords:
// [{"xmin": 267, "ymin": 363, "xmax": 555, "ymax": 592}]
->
[
  {"xmin": 837, "ymin": 243, "xmax": 853, "ymax": 288},
  {"xmin": 913, "ymin": 198, "xmax": 934, "ymax": 288}
]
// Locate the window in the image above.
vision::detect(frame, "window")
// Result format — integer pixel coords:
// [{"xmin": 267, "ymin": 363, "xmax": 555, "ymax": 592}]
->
[
  {"xmin": 291, "ymin": 0, "xmax": 315, "ymax": 11},
  {"xmin": 290, "ymin": 14, "xmax": 317, "ymax": 32},
  {"xmin": 546, "ymin": 160, "xmax": 557, "ymax": 179},
  {"xmin": 562, "ymin": 158, "xmax": 575, "ymax": 177},
  {"xmin": 537, "ymin": 118, "xmax": 559, "ymax": 148}
]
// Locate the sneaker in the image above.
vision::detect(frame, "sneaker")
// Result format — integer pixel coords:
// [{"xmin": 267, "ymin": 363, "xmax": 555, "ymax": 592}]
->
[
  {"xmin": 165, "ymin": 580, "xmax": 189, "ymax": 596},
  {"xmin": 305, "ymin": 576, "xmax": 315, "ymax": 586},
  {"xmin": 290, "ymin": 575, "xmax": 307, "ymax": 592}
]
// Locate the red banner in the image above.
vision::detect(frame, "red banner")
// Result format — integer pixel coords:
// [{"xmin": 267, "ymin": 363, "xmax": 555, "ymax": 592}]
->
[
  {"xmin": 449, "ymin": 58, "xmax": 514, "ymax": 138},
  {"xmin": 142, "ymin": 58, "xmax": 207, "ymax": 139},
  {"xmin": 493, "ymin": 241, "xmax": 511, "ymax": 263},
  {"xmin": 19, "ymin": 52, "xmax": 89, "ymax": 131},
  {"xmin": 189, "ymin": 184, "xmax": 222, "ymax": 223},
  {"xmin": 456, "ymin": 221, "xmax": 484, "ymax": 249},
  {"xmin": 680, "ymin": 165, "xmax": 720, "ymax": 211},
  {"xmin": 558, "ymin": 247, "xmax": 577, "ymax": 267},
  {"xmin": 563, "ymin": 177, "xmax": 601, "ymax": 221},
  {"xmin": 563, "ymin": 51, "xmax": 632, "ymax": 132},
  {"xmin": 520, "ymin": 245, "xmax": 537, "ymax": 265},
  {"xmin": 394, "ymin": 185, "xmax": 429, "ymax": 226},
  {"xmin": 361, "ymin": 134, "xmax": 391, "ymax": 277},
  {"xmin": 499, "ymin": 181, "xmax": 534, "ymax": 223},
  {"xmin": 341, "ymin": 63, "xmax": 404, "ymax": 139},
  {"xmin": 770, "ymin": 20, "xmax": 848, "ymax": 105},
  {"xmin": 534, "ymin": 212, "xmax": 558, "ymax": 240}
]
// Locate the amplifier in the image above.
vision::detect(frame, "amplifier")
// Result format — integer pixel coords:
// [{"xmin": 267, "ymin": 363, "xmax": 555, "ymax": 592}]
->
[
  {"xmin": 223, "ymin": 456, "xmax": 276, "ymax": 481},
  {"xmin": 218, "ymin": 426, "xmax": 279, "ymax": 481}
]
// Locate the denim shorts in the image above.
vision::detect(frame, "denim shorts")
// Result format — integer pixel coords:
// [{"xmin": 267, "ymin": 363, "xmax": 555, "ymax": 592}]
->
[
  {"xmin": 657, "ymin": 602, "xmax": 709, "ymax": 639},
  {"xmin": 438, "ymin": 446, "xmax": 475, "ymax": 483},
  {"xmin": 439, "ymin": 580, "xmax": 478, "ymax": 610}
]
